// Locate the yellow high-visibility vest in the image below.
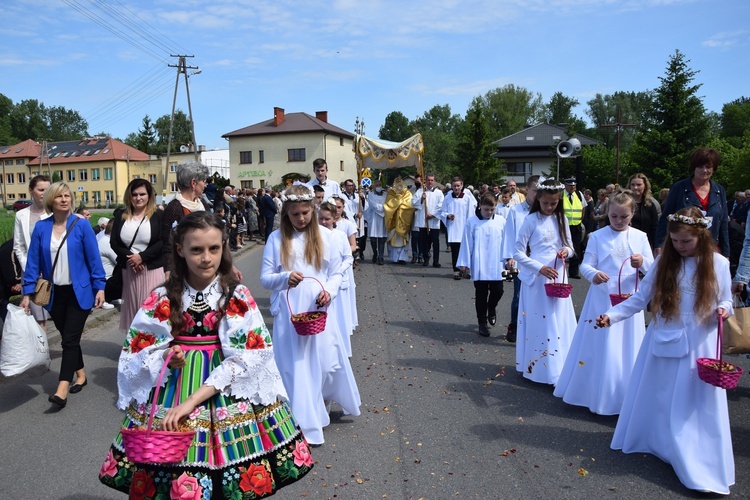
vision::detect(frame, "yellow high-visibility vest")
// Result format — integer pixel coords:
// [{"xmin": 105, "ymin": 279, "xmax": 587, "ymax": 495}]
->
[{"xmin": 562, "ymin": 191, "xmax": 583, "ymax": 226}]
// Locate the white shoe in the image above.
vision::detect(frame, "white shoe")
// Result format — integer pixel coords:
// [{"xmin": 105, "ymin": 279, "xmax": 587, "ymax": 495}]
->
[{"xmin": 101, "ymin": 302, "xmax": 115, "ymax": 310}]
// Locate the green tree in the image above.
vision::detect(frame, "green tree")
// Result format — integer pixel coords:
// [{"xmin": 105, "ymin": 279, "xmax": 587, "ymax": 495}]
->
[
  {"xmin": 720, "ymin": 97, "xmax": 750, "ymax": 148},
  {"xmin": 46, "ymin": 105, "xmax": 88, "ymax": 140},
  {"xmin": 585, "ymin": 91, "xmax": 652, "ymax": 148},
  {"xmin": 543, "ymin": 92, "xmax": 587, "ymax": 133},
  {"xmin": 154, "ymin": 109, "xmax": 193, "ymax": 154},
  {"xmin": 455, "ymin": 98, "xmax": 496, "ymax": 186},
  {"xmin": 580, "ymin": 145, "xmax": 620, "ymax": 191},
  {"xmin": 629, "ymin": 50, "xmax": 710, "ymax": 190},
  {"xmin": 9, "ymin": 99, "xmax": 48, "ymax": 141},
  {"xmin": 0, "ymin": 93, "xmax": 14, "ymax": 145},
  {"xmin": 478, "ymin": 84, "xmax": 545, "ymax": 140},
  {"xmin": 378, "ymin": 111, "xmax": 413, "ymax": 142},
  {"xmin": 135, "ymin": 115, "xmax": 157, "ymax": 154},
  {"xmin": 413, "ymin": 104, "xmax": 462, "ymax": 181}
]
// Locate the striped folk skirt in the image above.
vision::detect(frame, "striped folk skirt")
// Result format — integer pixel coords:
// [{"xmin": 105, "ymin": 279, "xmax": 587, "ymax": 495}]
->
[{"xmin": 99, "ymin": 336, "xmax": 313, "ymax": 499}]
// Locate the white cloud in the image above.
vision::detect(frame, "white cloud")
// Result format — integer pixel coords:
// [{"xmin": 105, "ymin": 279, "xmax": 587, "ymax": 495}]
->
[{"xmin": 702, "ymin": 31, "xmax": 746, "ymax": 49}]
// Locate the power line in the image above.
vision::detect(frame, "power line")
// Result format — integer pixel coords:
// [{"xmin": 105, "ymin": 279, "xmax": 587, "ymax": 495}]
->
[
  {"xmin": 110, "ymin": 0, "xmax": 191, "ymax": 55},
  {"xmin": 90, "ymin": 0, "xmax": 179, "ymax": 56}
]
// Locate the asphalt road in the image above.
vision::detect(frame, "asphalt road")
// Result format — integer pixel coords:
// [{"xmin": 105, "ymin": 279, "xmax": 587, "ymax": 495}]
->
[{"xmin": 2, "ymin": 244, "xmax": 749, "ymax": 499}]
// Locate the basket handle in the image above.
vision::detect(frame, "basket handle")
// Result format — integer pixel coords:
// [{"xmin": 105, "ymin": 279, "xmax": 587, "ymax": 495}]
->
[
  {"xmin": 715, "ymin": 315, "xmax": 724, "ymax": 373},
  {"xmin": 286, "ymin": 276, "xmax": 327, "ymax": 316},
  {"xmin": 145, "ymin": 350, "xmax": 176, "ymax": 435},
  {"xmin": 617, "ymin": 257, "xmax": 639, "ymax": 296},
  {"xmin": 552, "ymin": 255, "xmax": 567, "ymax": 285}
]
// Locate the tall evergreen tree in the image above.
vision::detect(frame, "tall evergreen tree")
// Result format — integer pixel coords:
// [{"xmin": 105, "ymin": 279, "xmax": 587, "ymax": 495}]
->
[
  {"xmin": 629, "ymin": 50, "xmax": 709, "ymax": 190},
  {"xmin": 455, "ymin": 98, "xmax": 496, "ymax": 186},
  {"xmin": 135, "ymin": 115, "xmax": 157, "ymax": 154}
]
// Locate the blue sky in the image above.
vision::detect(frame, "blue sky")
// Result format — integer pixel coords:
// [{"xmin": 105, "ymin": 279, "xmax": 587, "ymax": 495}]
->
[{"xmin": 1, "ymin": 0, "xmax": 748, "ymax": 150}]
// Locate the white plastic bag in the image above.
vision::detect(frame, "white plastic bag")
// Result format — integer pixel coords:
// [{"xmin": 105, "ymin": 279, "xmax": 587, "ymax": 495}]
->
[{"xmin": 0, "ymin": 304, "xmax": 51, "ymax": 377}]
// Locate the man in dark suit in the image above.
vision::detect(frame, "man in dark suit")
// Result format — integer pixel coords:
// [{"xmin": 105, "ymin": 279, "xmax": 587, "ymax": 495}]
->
[{"xmin": 259, "ymin": 188, "xmax": 277, "ymax": 243}]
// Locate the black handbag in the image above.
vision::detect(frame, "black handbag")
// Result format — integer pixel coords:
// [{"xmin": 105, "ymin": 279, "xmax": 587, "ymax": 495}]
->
[{"xmin": 106, "ymin": 216, "xmax": 146, "ymax": 303}]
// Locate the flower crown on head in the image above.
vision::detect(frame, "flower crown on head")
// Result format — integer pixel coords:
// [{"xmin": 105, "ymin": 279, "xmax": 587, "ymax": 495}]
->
[
  {"xmin": 280, "ymin": 192, "xmax": 313, "ymax": 202},
  {"xmin": 536, "ymin": 176, "xmax": 565, "ymax": 191},
  {"xmin": 667, "ymin": 213, "xmax": 713, "ymax": 229},
  {"xmin": 324, "ymin": 197, "xmax": 337, "ymax": 206}
]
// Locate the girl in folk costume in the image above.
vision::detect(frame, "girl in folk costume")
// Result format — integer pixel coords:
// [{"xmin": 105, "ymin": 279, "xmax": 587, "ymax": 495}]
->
[
  {"xmin": 100, "ymin": 212, "xmax": 312, "ymax": 499},
  {"xmin": 554, "ymin": 190, "xmax": 654, "ymax": 414},
  {"xmin": 439, "ymin": 174, "xmax": 478, "ymax": 280},
  {"xmin": 456, "ymin": 193, "xmax": 508, "ymax": 338},
  {"xmin": 320, "ymin": 199, "xmax": 357, "ymax": 356},
  {"xmin": 260, "ymin": 186, "xmax": 361, "ymax": 446},
  {"xmin": 513, "ymin": 178, "xmax": 577, "ymax": 385},
  {"xmin": 597, "ymin": 207, "xmax": 735, "ymax": 495}
]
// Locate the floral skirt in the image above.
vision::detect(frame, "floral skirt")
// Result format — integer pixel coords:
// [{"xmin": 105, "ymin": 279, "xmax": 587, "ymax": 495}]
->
[{"xmin": 99, "ymin": 337, "xmax": 313, "ymax": 499}]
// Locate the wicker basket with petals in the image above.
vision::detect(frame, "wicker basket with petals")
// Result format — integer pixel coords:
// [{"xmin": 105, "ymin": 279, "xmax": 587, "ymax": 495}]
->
[
  {"xmin": 610, "ymin": 257, "xmax": 639, "ymax": 306},
  {"xmin": 544, "ymin": 256, "xmax": 573, "ymax": 299},
  {"xmin": 697, "ymin": 316, "xmax": 743, "ymax": 389},
  {"xmin": 287, "ymin": 276, "xmax": 328, "ymax": 336}
]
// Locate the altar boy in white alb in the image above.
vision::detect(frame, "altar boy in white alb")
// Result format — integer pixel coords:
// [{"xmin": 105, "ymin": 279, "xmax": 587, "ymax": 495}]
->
[
  {"xmin": 439, "ymin": 174, "xmax": 477, "ymax": 279},
  {"xmin": 412, "ymin": 173, "xmax": 445, "ymax": 267}
]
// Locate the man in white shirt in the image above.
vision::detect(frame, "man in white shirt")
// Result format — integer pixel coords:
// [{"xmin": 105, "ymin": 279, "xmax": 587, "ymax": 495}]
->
[
  {"xmin": 305, "ymin": 158, "xmax": 341, "ymax": 199},
  {"xmin": 412, "ymin": 173, "xmax": 445, "ymax": 267},
  {"xmin": 439, "ymin": 174, "xmax": 477, "ymax": 279}
]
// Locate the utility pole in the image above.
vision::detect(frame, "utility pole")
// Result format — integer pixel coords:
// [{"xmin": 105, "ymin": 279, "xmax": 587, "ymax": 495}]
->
[
  {"xmin": 598, "ymin": 108, "xmax": 636, "ymax": 186},
  {"xmin": 163, "ymin": 55, "xmax": 200, "ymax": 201}
]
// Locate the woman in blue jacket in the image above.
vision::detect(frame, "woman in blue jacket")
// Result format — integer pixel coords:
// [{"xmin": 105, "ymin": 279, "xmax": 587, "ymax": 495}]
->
[
  {"xmin": 655, "ymin": 148, "xmax": 729, "ymax": 257},
  {"xmin": 21, "ymin": 182, "xmax": 106, "ymax": 409}
]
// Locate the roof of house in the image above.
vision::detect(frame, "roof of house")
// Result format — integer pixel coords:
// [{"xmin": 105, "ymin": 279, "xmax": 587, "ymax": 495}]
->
[
  {"xmin": 21, "ymin": 137, "xmax": 149, "ymax": 166},
  {"xmin": 222, "ymin": 112, "xmax": 354, "ymax": 139},
  {"xmin": 491, "ymin": 123, "xmax": 603, "ymax": 159},
  {"xmin": 0, "ymin": 139, "xmax": 42, "ymax": 159}
]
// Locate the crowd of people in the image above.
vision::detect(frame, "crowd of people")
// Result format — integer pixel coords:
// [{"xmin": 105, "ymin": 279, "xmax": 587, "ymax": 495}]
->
[{"xmin": 3, "ymin": 146, "xmax": 750, "ymax": 497}]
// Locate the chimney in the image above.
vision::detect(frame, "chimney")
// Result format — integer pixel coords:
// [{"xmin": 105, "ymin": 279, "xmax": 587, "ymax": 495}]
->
[
  {"xmin": 274, "ymin": 107, "xmax": 285, "ymax": 126},
  {"xmin": 315, "ymin": 111, "xmax": 328, "ymax": 123}
]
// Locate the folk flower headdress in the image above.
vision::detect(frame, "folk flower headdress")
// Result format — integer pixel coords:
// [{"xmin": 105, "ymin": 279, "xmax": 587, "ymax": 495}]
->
[
  {"xmin": 536, "ymin": 176, "xmax": 565, "ymax": 191},
  {"xmin": 280, "ymin": 192, "xmax": 314, "ymax": 202},
  {"xmin": 667, "ymin": 213, "xmax": 712, "ymax": 229}
]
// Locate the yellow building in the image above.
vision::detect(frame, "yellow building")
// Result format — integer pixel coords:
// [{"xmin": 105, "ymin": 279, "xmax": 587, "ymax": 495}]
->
[
  {"xmin": 1, "ymin": 137, "xmax": 161, "ymax": 207},
  {"xmin": 223, "ymin": 107, "xmax": 357, "ymax": 189}
]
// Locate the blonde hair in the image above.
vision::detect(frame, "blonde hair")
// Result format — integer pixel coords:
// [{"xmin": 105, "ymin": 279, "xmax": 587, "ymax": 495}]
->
[
  {"xmin": 43, "ymin": 182, "xmax": 75, "ymax": 215},
  {"xmin": 279, "ymin": 185, "xmax": 324, "ymax": 271}
]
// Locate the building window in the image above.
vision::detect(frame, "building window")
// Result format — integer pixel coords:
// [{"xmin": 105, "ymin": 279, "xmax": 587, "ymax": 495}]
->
[
  {"xmin": 19, "ymin": 194, "xmax": 27, "ymax": 199},
  {"xmin": 240, "ymin": 151, "xmax": 253, "ymax": 164},
  {"xmin": 53, "ymin": 170, "xmax": 62, "ymax": 182},
  {"xmin": 340, "ymin": 160, "xmax": 344, "ymax": 171},
  {"xmin": 18, "ymin": 173, "xmax": 26, "ymax": 184},
  {"xmin": 93, "ymin": 191, "xmax": 101, "ymax": 203},
  {"xmin": 259, "ymin": 150, "xmax": 264, "ymax": 163},
  {"xmin": 7, "ymin": 193, "xmax": 15, "ymax": 199},
  {"xmin": 287, "ymin": 148, "xmax": 305, "ymax": 162},
  {"xmin": 241, "ymin": 181, "xmax": 251, "ymax": 189},
  {"xmin": 43, "ymin": 171, "xmax": 49, "ymax": 176},
  {"xmin": 92, "ymin": 168, "xmax": 100, "ymax": 180},
  {"xmin": 16, "ymin": 159, "xmax": 24, "ymax": 165},
  {"xmin": 504, "ymin": 162, "xmax": 532, "ymax": 176},
  {"xmin": 340, "ymin": 137, "xmax": 344, "ymax": 146},
  {"xmin": 4, "ymin": 160, "xmax": 11, "ymax": 166},
  {"xmin": 67, "ymin": 170, "xmax": 75, "ymax": 182},
  {"xmin": 105, "ymin": 191, "xmax": 114, "ymax": 203},
  {"xmin": 169, "ymin": 162, "xmax": 177, "ymax": 172},
  {"xmin": 170, "ymin": 182, "xmax": 178, "ymax": 192},
  {"xmin": 81, "ymin": 192, "xmax": 89, "ymax": 204},
  {"xmin": 104, "ymin": 168, "xmax": 113, "ymax": 180},
  {"xmin": 79, "ymin": 169, "xmax": 88, "ymax": 181},
  {"xmin": 6, "ymin": 174, "xmax": 13, "ymax": 184},
  {"xmin": 149, "ymin": 174, "xmax": 157, "ymax": 184},
  {"xmin": 260, "ymin": 180, "xmax": 266, "ymax": 188}
]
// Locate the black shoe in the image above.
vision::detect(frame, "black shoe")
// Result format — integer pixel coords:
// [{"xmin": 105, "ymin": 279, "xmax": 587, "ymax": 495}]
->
[
  {"xmin": 432, "ymin": 263, "xmax": 441, "ymax": 268},
  {"xmin": 377, "ymin": 259, "xmax": 384, "ymax": 265},
  {"xmin": 411, "ymin": 256, "xmax": 417, "ymax": 264},
  {"xmin": 506, "ymin": 324, "xmax": 517, "ymax": 343},
  {"xmin": 48, "ymin": 394, "xmax": 67, "ymax": 408},
  {"xmin": 69, "ymin": 379, "xmax": 88, "ymax": 394},
  {"xmin": 397, "ymin": 260, "xmax": 407, "ymax": 265},
  {"xmin": 478, "ymin": 323, "xmax": 490, "ymax": 337},
  {"xmin": 422, "ymin": 260, "xmax": 429, "ymax": 267},
  {"xmin": 488, "ymin": 310, "xmax": 497, "ymax": 326},
  {"xmin": 372, "ymin": 255, "xmax": 378, "ymax": 263},
  {"xmin": 417, "ymin": 257, "xmax": 423, "ymax": 264},
  {"xmin": 569, "ymin": 273, "xmax": 581, "ymax": 279},
  {"xmin": 359, "ymin": 252, "xmax": 365, "ymax": 260}
]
